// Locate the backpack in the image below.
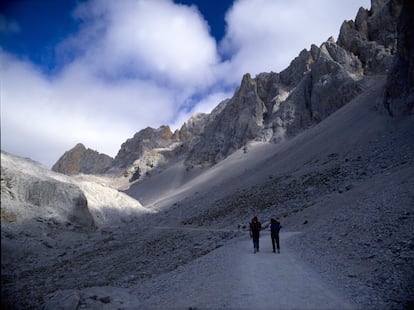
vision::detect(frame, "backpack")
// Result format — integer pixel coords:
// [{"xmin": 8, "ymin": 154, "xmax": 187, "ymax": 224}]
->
[
  {"xmin": 271, "ymin": 222, "xmax": 281, "ymax": 233},
  {"xmin": 251, "ymin": 221, "xmax": 261, "ymax": 232}
]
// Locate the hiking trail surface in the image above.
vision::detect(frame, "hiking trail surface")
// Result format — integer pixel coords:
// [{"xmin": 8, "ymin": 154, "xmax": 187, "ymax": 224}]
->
[
  {"xmin": 133, "ymin": 231, "xmax": 356, "ymax": 310},
  {"xmin": 42, "ymin": 229, "xmax": 357, "ymax": 309}
]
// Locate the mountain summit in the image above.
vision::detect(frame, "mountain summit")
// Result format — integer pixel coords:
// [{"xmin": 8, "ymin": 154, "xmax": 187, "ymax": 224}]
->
[{"xmin": 52, "ymin": 143, "xmax": 113, "ymax": 175}]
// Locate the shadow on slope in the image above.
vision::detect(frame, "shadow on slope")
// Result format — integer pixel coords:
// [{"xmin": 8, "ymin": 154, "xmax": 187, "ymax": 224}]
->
[{"xmin": 126, "ymin": 76, "xmax": 401, "ymax": 224}]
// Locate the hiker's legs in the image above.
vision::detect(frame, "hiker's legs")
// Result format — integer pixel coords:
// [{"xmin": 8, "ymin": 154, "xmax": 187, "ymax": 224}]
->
[
  {"xmin": 276, "ymin": 234, "xmax": 280, "ymax": 253},
  {"xmin": 253, "ymin": 236, "xmax": 259, "ymax": 252},
  {"xmin": 271, "ymin": 235, "xmax": 276, "ymax": 252}
]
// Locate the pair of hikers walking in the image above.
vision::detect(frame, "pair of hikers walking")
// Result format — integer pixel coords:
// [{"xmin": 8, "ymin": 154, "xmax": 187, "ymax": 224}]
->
[{"xmin": 249, "ymin": 217, "xmax": 281, "ymax": 254}]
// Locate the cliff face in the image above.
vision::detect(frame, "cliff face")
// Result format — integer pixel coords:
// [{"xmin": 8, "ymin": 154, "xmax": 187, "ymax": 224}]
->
[
  {"xmin": 184, "ymin": 0, "xmax": 406, "ymax": 167},
  {"xmin": 337, "ymin": 0, "xmax": 401, "ymax": 74},
  {"xmin": 383, "ymin": 0, "xmax": 414, "ymax": 115},
  {"xmin": 185, "ymin": 36, "xmax": 366, "ymax": 167},
  {"xmin": 53, "ymin": 0, "xmax": 410, "ymax": 179},
  {"xmin": 112, "ymin": 126, "xmax": 178, "ymax": 169}
]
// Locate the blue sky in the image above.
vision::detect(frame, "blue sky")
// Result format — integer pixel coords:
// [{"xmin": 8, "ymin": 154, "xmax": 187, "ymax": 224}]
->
[{"xmin": 0, "ymin": 0, "xmax": 369, "ymax": 168}]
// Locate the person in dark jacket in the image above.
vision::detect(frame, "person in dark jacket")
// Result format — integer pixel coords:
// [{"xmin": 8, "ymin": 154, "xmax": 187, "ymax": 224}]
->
[
  {"xmin": 250, "ymin": 216, "xmax": 262, "ymax": 254},
  {"xmin": 270, "ymin": 218, "xmax": 282, "ymax": 253}
]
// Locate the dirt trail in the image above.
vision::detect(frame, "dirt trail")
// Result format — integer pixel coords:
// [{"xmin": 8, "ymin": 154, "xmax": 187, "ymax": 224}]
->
[
  {"xmin": 133, "ymin": 231, "xmax": 356, "ymax": 309},
  {"xmin": 42, "ymin": 230, "xmax": 359, "ymax": 309}
]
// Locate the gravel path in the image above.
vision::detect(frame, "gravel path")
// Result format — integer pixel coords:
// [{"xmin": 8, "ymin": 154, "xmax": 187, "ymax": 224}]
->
[
  {"xmin": 131, "ymin": 231, "xmax": 356, "ymax": 309},
  {"xmin": 40, "ymin": 230, "xmax": 357, "ymax": 309}
]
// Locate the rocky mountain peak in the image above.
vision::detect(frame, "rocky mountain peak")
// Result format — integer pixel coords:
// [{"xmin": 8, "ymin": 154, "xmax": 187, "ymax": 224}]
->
[
  {"xmin": 337, "ymin": 0, "xmax": 402, "ymax": 74},
  {"xmin": 177, "ymin": 113, "xmax": 209, "ymax": 144},
  {"xmin": 53, "ymin": 0, "xmax": 409, "ymax": 177},
  {"xmin": 112, "ymin": 125, "xmax": 179, "ymax": 168},
  {"xmin": 184, "ymin": 17, "xmax": 370, "ymax": 167},
  {"xmin": 52, "ymin": 143, "xmax": 113, "ymax": 175}
]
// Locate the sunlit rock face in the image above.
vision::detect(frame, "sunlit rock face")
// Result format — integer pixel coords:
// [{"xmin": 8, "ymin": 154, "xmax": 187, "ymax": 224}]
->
[
  {"xmin": 112, "ymin": 125, "xmax": 177, "ymax": 168},
  {"xmin": 185, "ymin": 36, "xmax": 366, "ymax": 167},
  {"xmin": 2, "ymin": 151, "xmax": 95, "ymax": 229},
  {"xmin": 2, "ymin": 151, "xmax": 150, "ymax": 229},
  {"xmin": 52, "ymin": 143, "xmax": 113, "ymax": 175}
]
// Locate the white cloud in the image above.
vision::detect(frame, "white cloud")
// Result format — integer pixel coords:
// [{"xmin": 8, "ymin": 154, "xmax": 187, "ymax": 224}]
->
[
  {"xmin": 0, "ymin": 50, "xmax": 177, "ymax": 165},
  {"xmin": 63, "ymin": 0, "xmax": 219, "ymax": 88}
]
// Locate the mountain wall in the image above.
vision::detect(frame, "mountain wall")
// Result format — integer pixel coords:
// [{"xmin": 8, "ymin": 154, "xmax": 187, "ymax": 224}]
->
[
  {"xmin": 382, "ymin": 0, "xmax": 414, "ymax": 115},
  {"xmin": 52, "ymin": 0, "xmax": 410, "ymax": 181}
]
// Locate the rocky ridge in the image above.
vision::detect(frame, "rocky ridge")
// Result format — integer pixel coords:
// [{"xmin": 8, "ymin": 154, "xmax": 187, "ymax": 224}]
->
[{"xmin": 52, "ymin": 0, "xmax": 408, "ymax": 180}]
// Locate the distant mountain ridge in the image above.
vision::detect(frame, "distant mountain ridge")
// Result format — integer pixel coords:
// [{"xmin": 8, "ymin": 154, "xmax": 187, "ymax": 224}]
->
[{"xmin": 52, "ymin": 0, "xmax": 412, "ymax": 181}]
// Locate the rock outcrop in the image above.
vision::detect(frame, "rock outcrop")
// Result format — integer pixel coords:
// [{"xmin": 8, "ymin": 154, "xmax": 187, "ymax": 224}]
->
[
  {"xmin": 2, "ymin": 151, "xmax": 95, "ymax": 229},
  {"xmin": 185, "ymin": 36, "xmax": 366, "ymax": 167},
  {"xmin": 111, "ymin": 125, "xmax": 182, "ymax": 182},
  {"xmin": 52, "ymin": 143, "xmax": 113, "ymax": 175},
  {"xmin": 1, "ymin": 151, "xmax": 150, "ymax": 228},
  {"xmin": 112, "ymin": 126, "xmax": 178, "ymax": 168},
  {"xmin": 337, "ymin": 0, "xmax": 402, "ymax": 74},
  {"xmin": 186, "ymin": 74, "xmax": 268, "ymax": 166}
]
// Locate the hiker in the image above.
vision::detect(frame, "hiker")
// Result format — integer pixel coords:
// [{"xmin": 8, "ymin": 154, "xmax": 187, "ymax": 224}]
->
[
  {"xmin": 250, "ymin": 216, "xmax": 262, "ymax": 254},
  {"xmin": 270, "ymin": 218, "xmax": 282, "ymax": 253}
]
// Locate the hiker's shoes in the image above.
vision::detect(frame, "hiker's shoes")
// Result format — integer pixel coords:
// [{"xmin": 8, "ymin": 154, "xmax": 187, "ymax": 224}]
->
[{"xmin": 253, "ymin": 248, "xmax": 279, "ymax": 254}]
